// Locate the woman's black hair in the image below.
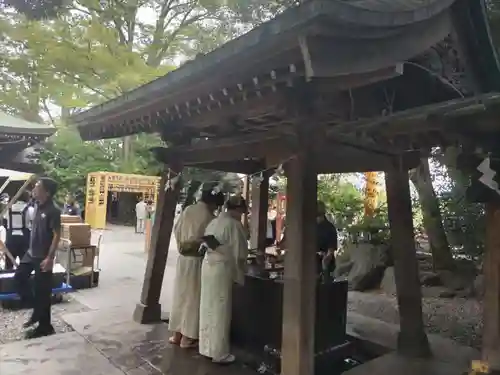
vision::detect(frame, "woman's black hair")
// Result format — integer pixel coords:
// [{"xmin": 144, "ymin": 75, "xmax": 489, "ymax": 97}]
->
[
  {"xmin": 225, "ymin": 195, "xmax": 247, "ymax": 211},
  {"xmin": 200, "ymin": 190, "xmax": 225, "ymax": 206},
  {"xmin": 38, "ymin": 177, "xmax": 58, "ymax": 197}
]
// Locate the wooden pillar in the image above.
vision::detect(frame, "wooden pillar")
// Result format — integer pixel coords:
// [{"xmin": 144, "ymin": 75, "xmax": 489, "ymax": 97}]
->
[
  {"xmin": 482, "ymin": 202, "xmax": 500, "ymax": 372},
  {"xmin": 133, "ymin": 169, "xmax": 182, "ymax": 324},
  {"xmin": 385, "ymin": 162, "xmax": 431, "ymax": 358},
  {"xmin": 250, "ymin": 172, "xmax": 270, "ymax": 252},
  {"xmin": 281, "ymin": 152, "xmax": 317, "ymax": 375}
]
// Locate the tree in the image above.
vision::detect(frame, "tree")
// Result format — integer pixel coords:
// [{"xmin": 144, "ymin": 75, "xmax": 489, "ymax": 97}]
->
[
  {"xmin": 39, "ymin": 125, "xmax": 122, "ymax": 198},
  {"xmin": 317, "ymin": 174, "xmax": 364, "ymax": 231},
  {"xmin": 410, "ymin": 157, "xmax": 455, "ymax": 271}
]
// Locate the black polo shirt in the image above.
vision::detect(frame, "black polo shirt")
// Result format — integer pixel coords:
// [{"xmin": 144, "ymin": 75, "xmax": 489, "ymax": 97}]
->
[
  {"xmin": 280, "ymin": 216, "xmax": 338, "ymax": 252},
  {"xmin": 29, "ymin": 200, "xmax": 61, "ymax": 259},
  {"xmin": 317, "ymin": 217, "xmax": 338, "ymax": 252}
]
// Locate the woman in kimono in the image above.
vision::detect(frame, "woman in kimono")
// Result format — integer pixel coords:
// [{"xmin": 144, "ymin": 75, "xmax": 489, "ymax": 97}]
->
[
  {"xmin": 169, "ymin": 190, "xmax": 224, "ymax": 348},
  {"xmin": 199, "ymin": 196, "xmax": 249, "ymax": 364}
]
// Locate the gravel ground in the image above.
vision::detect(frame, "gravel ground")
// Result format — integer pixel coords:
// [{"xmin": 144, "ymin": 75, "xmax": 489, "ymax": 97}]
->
[
  {"xmin": 0, "ymin": 296, "xmax": 90, "ymax": 344},
  {"xmin": 348, "ymin": 291, "xmax": 483, "ymax": 349}
]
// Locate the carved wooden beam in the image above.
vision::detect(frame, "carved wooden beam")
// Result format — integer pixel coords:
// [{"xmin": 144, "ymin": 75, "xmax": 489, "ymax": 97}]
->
[
  {"xmin": 315, "ymin": 150, "xmax": 421, "ymax": 173},
  {"xmin": 185, "ymin": 160, "xmax": 265, "ymax": 174},
  {"xmin": 152, "ymin": 132, "xmax": 296, "ymax": 166}
]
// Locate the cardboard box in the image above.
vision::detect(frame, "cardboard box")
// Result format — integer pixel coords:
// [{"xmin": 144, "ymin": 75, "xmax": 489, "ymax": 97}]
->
[
  {"xmin": 61, "ymin": 215, "xmax": 82, "ymax": 224},
  {"xmin": 62, "ymin": 223, "xmax": 91, "ymax": 247}
]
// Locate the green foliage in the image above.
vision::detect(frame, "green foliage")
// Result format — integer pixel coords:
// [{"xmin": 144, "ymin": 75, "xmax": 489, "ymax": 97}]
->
[
  {"xmin": 317, "ymin": 174, "xmax": 364, "ymax": 231},
  {"xmin": 39, "ymin": 125, "xmax": 120, "ymax": 198},
  {"xmin": 0, "ymin": 0, "xmax": 276, "ymax": 199},
  {"xmin": 39, "ymin": 125, "xmax": 164, "ymax": 199}
]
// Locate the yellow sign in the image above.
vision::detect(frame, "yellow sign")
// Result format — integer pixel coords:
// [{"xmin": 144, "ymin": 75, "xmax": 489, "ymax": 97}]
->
[
  {"xmin": 470, "ymin": 360, "xmax": 489, "ymax": 374},
  {"xmin": 85, "ymin": 172, "xmax": 161, "ymax": 229},
  {"xmin": 364, "ymin": 172, "xmax": 380, "ymax": 218}
]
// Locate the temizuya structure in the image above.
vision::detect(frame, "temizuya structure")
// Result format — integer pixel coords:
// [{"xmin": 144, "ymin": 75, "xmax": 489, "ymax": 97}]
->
[
  {"xmin": 0, "ymin": 111, "xmax": 55, "ymax": 171},
  {"xmin": 73, "ymin": 0, "xmax": 500, "ymax": 374}
]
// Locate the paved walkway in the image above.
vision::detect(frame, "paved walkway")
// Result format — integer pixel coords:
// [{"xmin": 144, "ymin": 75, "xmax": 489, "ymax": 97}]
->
[{"xmin": 73, "ymin": 224, "xmax": 178, "ymax": 312}]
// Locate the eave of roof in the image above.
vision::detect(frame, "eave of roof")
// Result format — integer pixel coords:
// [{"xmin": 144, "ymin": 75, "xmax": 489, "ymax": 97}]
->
[
  {"xmin": 71, "ymin": 0, "xmax": 456, "ymax": 130},
  {"xmin": 0, "ymin": 112, "xmax": 56, "ymax": 137}
]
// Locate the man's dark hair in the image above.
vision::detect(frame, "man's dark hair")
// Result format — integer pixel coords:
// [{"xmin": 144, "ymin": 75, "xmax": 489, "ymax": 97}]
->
[
  {"xmin": 200, "ymin": 190, "xmax": 225, "ymax": 206},
  {"xmin": 38, "ymin": 177, "xmax": 58, "ymax": 197}
]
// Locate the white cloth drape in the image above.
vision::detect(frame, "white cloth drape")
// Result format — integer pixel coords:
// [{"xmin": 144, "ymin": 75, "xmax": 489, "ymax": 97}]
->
[
  {"xmin": 169, "ymin": 202, "xmax": 214, "ymax": 339},
  {"xmin": 199, "ymin": 212, "xmax": 248, "ymax": 360}
]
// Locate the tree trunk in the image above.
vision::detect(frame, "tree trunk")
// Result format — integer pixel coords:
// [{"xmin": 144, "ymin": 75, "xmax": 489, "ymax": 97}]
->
[{"xmin": 410, "ymin": 157, "xmax": 455, "ymax": 271}]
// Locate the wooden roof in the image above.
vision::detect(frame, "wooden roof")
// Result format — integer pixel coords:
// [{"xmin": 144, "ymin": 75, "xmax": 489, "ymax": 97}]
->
[
  {"xmin": 0, "ymin": 111, "xmax": 55, "ymax": 138},
  {"xmin": 73, "ymin": 0, "xmax": 471, "ymax": 142},
  {"xmin": 71, "ymin": 0, "xmax": 500, "ymax": 173}
]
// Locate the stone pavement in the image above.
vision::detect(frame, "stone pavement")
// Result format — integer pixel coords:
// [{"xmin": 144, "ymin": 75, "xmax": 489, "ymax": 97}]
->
[
  {"xmin": 0, "ymin": 305, "xmax": 256, "ymax": 375},
  {"xmin": 73, "ymin": 224, "xmax": 179, "ymax": 312}
]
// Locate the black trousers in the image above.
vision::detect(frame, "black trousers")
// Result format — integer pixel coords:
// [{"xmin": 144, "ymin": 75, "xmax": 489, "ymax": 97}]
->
[
  {"xmin": 5, "ymin": 231, "xmax": 30, "ymax": 270},
  {"xmin": 14, "ymin": 253, "xmax": 53, "ymax": 329}
]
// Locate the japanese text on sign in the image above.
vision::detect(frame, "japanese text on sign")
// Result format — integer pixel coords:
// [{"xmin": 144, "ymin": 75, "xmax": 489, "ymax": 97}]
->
[{"xmin": 98, "ymin": 176, "xmax": 106, "ymax": 206}]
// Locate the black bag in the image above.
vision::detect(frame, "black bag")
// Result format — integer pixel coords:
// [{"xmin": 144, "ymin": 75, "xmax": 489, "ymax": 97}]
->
[
  {"xmin": 198, "ymin": 235, "xmax": 221, "ymax": 257},
  {"xmin": 201, "ymin": 235, "xmax": 221, "ymax": 250},
  {"xmin": 178, "ymin": 240, "xmax": 203, "ymax": 257}
]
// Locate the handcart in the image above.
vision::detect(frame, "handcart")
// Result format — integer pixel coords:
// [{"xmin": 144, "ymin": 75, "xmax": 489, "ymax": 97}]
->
[{"xmin": 59, "ymin": 233, "xmax": 102, "ymax": 290}]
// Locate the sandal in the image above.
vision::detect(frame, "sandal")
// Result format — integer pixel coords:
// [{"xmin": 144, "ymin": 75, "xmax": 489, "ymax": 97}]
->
[
  {"xmin": 180, "ymin": 337, "xmax": 198, "ymax": 349},
  {"xmin": 168, "ymin": 333, "xmax": 181, "ymax": 345},
  {"xmin": 212, "ymin": 353, "xmax": 235, "ymax": 364}
]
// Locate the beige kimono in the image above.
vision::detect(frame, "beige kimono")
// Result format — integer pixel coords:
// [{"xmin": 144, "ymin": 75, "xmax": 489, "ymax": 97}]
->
[
  {"xmin": 199, "ymin": 212, "xmax": 248, "ymax": 360},
  {"xmin": 169, "ymin": 202, "xmax": 214, "ymax": 339}
]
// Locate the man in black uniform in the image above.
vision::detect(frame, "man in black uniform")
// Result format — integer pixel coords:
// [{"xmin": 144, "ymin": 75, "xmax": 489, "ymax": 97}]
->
[
  {"xmin": 14, "ymin": 178, "xmax": 61, "ymax": 339},
  {"xmin": 316, "ymin": 201, "xmax": 338, "ymax": 278},
  {"xmin": 278, "ymin": 201, "xmax": 338, "ymax": 277}
]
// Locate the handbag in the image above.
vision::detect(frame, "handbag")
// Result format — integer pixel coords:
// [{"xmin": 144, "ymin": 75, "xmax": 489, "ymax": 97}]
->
[{"xmin": 178, "ymin": 240, "xmax": 203, "ymax": 257}]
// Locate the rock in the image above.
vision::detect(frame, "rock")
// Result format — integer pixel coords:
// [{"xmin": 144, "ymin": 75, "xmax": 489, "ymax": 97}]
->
[
  {"xmin": 420, "ymin": 271, "xmax": 442, "ymax": 286},
  {"xmin": 472, "ymin": 274, "xmax": 484, "ymax": 298},
  {"xmin": 455, "ymin": 286, "xmax": 475, "ymax": 298},
  {"xmin": 454, "ymin": 259, "xmax": 478, "ymax": 282},
  {"xmin": 438, "ymin": 270, "xmax": 469, "ymax": 291},
  {"xmin": 334, "ymin": 261, "xmax": 353, "ymax": 279},
  {"xmin": 345, "ymin": 243, "xmax": 390, "ymax": 291},
  {"xmin": 381, "ymin": 267, "xmax": 396, "ymax": 296},
  {"xmin": 333, "ymin": 249, "xmax": 353, "ymax": 278},
  {"xmin": 422, "ymin": 286, "xmax": 456, "ymax": 298}
]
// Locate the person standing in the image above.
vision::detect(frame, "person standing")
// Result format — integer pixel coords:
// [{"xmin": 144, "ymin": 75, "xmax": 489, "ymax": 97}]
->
[
  {"xmin": 199, "ymin": 196, "xmax": 249, "ymax": 364},
  {"xmin": 277, "ymin": 201, "xmax": 337, "ymax": 277},
  {"xmin": 3, "ymin": 193, "xmax": 31, "ymax": 270},
  {"xmin": 169, "ymin": 190, "xmax": 224, "ymax": 348},
  {"xmin": 135, "ymin": 198, "xmax": 147, "ymax": 234},
  {"xmin": 268, "ymin": 204, "xmax": 277, "ymax": 244},
  {"xmin": 14, "ymin": 178, "xmax": 61, "ymax": 339}
]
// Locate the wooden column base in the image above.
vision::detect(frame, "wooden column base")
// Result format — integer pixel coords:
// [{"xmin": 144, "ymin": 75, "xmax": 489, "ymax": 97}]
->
[
  {"xmin": 133, "ymin": 303, "xmax": 162, "ymax": 324},
  {"xmin": 398, "ymin": 330, "xmax": 431, "ymax": 358}
]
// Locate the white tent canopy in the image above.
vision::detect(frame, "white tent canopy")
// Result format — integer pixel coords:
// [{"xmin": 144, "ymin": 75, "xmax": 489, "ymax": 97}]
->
[{"xmin": 0, "ymin": 168, "xmax": 34, "ymax": 182}]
